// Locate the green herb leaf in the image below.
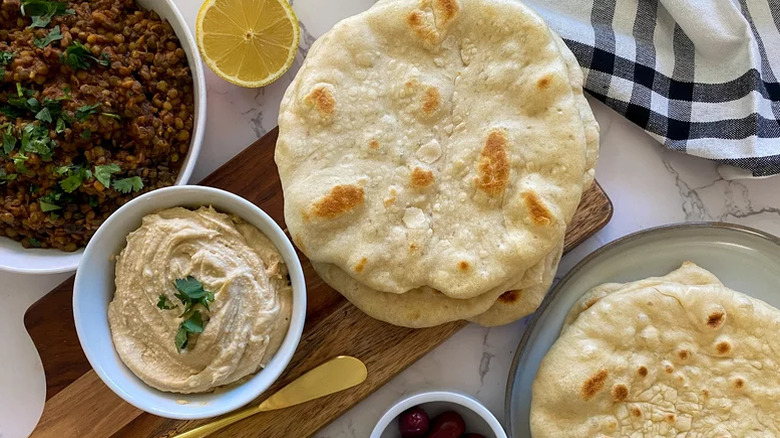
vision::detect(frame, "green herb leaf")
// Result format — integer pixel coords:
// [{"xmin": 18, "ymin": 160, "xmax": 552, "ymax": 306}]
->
[
  {"xmin": 34, "ymin": 25, "xmax": 62, "ymax": 48},
  {"xmin": 35, "ymin": 106, "xmax": 52, "ymax": 123},
  {"xmin": 29, "ymin": 184, "xmax": 40, "ymax": 194},
  {"xmin": 2, "ymin": 127, "xmax": 17, "ymax": 155},
  {"xmin": 157, "ymin": 294, "xmax": 176, "ymax": 310},
  {"xmin": 80, "ymin": 128, "xmax": 91, "ymax": 139},
  {"xmin": 175, "ymin": 326, "xmax": 189, "ymax": 352},
  {"xmin": 0, "ymin": 52, "xmax": 13, "ymax": 65},
  {"xmin": 60, "ymin": 41, "xmax": 109, "ymax": 70},
  {"xmin": 21, "ymin": 1, "xmax": 74, "ymax": 28},
  {"xmin": 112, "ymin": 176, "xmax": 143, "ymax": 194},
  {"xmin": 20, "ymin": 124, "xmax": 53, "ymax": 160},
  {"xmin": 28, "ymin": 237, "xmax": 41, "ymax": 247},
  {"xmin": 55, "ymin": 117, "xmax": 66, "ymax": 133},
  {"xmin": 173, "ymin": 276, "xmax": 216, "ymax": 317},
  {"xmin": 39, "ymin": 199, "xmax": 61, "ymax": 212},
  {"xmin": 59, "ymin": 166, "xmax": 92, "ymax": 193},
  {"xmin": 74, "ymin": 103, "xmax": 100, "ymax": 122},
  {"xmin": 12, "ymin": 153, "xmax": 29, "ymax": 174},
  {"xmin": 88, "ymin": 196, "xmax": 98, "ymax": 208},
  {"xmin": 0, "ymin": 168, "xmax": 17, "ymax": 185},
  {"xmin": 94, "ymin": 163, "xmax": 120, "ymax": 188},
  {"xmin": 101, "ymin": 112, "xmax": 121, "ymax": 120},
  {"xmin": 181, "ymin": 311, "xmax": 204, "ymax": 334},
  {"xmin": 53, "ymin": 164, "xmax": 72, "ymax": 175}
]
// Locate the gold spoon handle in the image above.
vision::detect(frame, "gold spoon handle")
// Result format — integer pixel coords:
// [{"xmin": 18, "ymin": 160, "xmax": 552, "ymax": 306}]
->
[{"xmin": 173, "ymin": 356, "xmax": 368, "ymax": 438}]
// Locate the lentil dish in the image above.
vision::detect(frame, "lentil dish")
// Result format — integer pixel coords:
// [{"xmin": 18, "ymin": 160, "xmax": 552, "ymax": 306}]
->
[{"xmin": 0, "ymin": 0, "xmax": 195, "ymax": 251}]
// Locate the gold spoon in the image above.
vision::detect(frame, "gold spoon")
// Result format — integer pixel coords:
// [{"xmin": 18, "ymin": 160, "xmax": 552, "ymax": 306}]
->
[{"xmin": 173, "ymin": 356, "xmax": 368, "ymax": 438}]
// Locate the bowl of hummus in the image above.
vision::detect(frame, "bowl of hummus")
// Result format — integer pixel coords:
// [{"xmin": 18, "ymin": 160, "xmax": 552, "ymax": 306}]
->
[{"xmin": 73, "ymin": 186, "xmax": 306, "ymax": 419}]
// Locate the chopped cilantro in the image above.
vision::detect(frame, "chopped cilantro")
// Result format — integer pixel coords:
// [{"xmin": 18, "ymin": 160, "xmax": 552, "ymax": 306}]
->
[
  {"xmin": 61, "ymin": 41, "xmax": 109, "ymax": 70},
  {"xmin": 55, "ymin": 117, "xmax": 67, "ymax": 133},
  {"xmin": 175, "ymin": 311, "xmax": 205, "ymax": 352},
  {"xmin": 39, "ymin": 199, "xmax": 61, "ymax": 212},
  {"xmin": 21, "ymin": 0, "xmax": 74, "ymax": 29},
  {"xmin": 28, "ymin": 237, "xmax": 41, "ymax": 247},
  {"xmin": 0, "ymin": 168, "xmax": 17, "ymax": 184},
  {"xmin": 112, "ymin": 176, "xmax": 143, "ymax": 194},
  {"xmin": 157, "ymin": 294, "xmax": 176, "ymax": 310},
  {"xmin": 2, "ymin": 126, "xmax": 16, "ymax": 155},
  {"xmin": 93, "ymin": 163, "xmax": 120, "ymax": 188},
  {"xmin": 74, "ymin": 103, "xmax": 100, "ymax": 122},
  {"xmin": 35, "ymin": 107, "xmax": 52, "ymax": 123},
  {"xmin": 101, "ymin": 112, "xmax": 121, "ymax": 120},
  {"xmin": 173, "ymin": 276, "xmax": 215, "ymax": 315},
  {"xmin": 59, "ymin": 166, "xmax": 92, "ymax": 193},
  {"xmin": 0, "ymin": 51, "xmax": 13, "ymax": 80},
  {"xmin": 29, "ymin": 184, "xmax": 40, "ymax": 194},
  {"xmin": 88, "ymin": 196, "xmax": 98, "ymax": 208},
  {"xmin": 12, "ymin": 153, "xmax": 29, "ymax": 174},
  {"xmin": 80, "ymin": 128, "xmax": 91, "ymax": 139},
  {"xmin": 20, "ymin": 124, "xmax": 53, "ymax": 160},
  {"xmin": 34, "ymin": 25, "xmax": 62, "ymax": 48}
]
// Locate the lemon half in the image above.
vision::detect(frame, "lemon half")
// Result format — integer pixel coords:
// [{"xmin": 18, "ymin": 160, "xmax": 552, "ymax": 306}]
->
[{"xmin": 196, "ymin": 0, "xmax": 300, "ymax": 88}]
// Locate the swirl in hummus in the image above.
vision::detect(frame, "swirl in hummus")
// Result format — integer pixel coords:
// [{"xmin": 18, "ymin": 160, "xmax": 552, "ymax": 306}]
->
[{"xmin": 108, "ymin": 206, "xmax": 292, "ymax": 394}]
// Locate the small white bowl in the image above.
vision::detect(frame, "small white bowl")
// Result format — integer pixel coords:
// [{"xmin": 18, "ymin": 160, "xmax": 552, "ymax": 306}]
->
[
  {"xmin": 73, "ymin": 186, "xmax": 306, "ymax": 420},
  {"xmin": 0, "ymin": 0, "xmax": 206, "ymax": 274},
  {"xmin": 371, "ymin": 391, "xmax": 508, "ymax": 438}
]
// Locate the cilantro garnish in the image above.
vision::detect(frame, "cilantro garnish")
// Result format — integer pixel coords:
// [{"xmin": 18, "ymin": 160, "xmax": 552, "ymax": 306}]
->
[
  {"xmin": 39, "ymin": 190, "xmax": 63, "ymax": 211},
  {"xmin": 112, "ymin": 176, "xmax": 143, "ymax": 194},
  {"xmin": 157, "ymin": 294, "xmax": 176, "ymax": 310},
  {"xmin": 101, "ymin": 112, "xmax": 121, "ymax": 120},
  {"xmin": 74, "ymin": 103, "xmax": 100, "ymax": 122},
  {"xmin": 20, "ymin": 124, "xmax": 53, "ymax": 160},
  {"xmin": 162, "ymin": 276, "xmax": 216, "ymax": 352},
  {"xmin": 58, "ymin": 166, "xmax": 92, "ymax": 193},
  {"xmin": 61, "ymin": 41, "xmax": 109, "ymax": 70},
  {"xmin": 34, "ymin": 25, "xmax": 63, "ymax": 48},
  {"xmin": 0, "ymin": 51, "xmax": 13, "ymax": 80},
  {"xmin": 0, "ymin": 169, "xmax": 17, "ymax": 185},
  {"xmin": 28, "ymin": 237, "xmax": 41, "ymax": 247},
  {"xmin": 94, "ymin": 163, "xmax": 120, "ymax": 188},
  {"xmin": 21, "ymin": 0, "xmax": 74, "ymax": 29},
  {"xmin": 80, "ymin": 128, "xmax": 91, "ymax": 139},
  {"xmin": 2, "ymin": 126, "xmax": 16, "ymax": 155},
  {"xmin": 12, "ymin": 153, "xmax": 29, "ymax": 174}
]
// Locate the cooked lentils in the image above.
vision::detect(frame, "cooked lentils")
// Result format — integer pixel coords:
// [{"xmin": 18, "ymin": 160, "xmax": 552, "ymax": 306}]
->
[{"xmin": 0, "ymin": 0, "xmax": 194, "ymax": 251}]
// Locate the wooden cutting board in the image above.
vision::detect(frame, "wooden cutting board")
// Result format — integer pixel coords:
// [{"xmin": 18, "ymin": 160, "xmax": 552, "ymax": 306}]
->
[{"xmin": 23, "ymin": 127, "xmax": 613, "ymax": 438}]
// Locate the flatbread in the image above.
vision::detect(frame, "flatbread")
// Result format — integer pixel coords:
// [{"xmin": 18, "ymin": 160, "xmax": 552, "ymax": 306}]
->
[
  {"xmin": 467, "ymin": 241, "xmax": 562, "ymax": 327},
  {"xmin": 311, "ymin": 241, "xmax": 560, "ymax": 328},
  {"xmin": 276, "ymin": 0, "xmax": 589, "ymax": 299},
  {"xmin": 531, "ymin": 263, "xmax": 780, "ymax": 437}
]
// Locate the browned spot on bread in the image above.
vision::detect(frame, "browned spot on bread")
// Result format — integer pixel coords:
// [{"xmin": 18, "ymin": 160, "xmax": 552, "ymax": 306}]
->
[
  {"xmin": 409, "ymin": 242, "xmax": 418, "ymax": 251},
  {"xmin": 498, "ymin": 290, "xmax": 519, "ymax": 303},
  {"xmin": 637, "ymin": 366, "xmax": 648, "ymax": 377},
  {"xmin": 707, "ymin": 311, "xmax": 725, "ymax": 328},
  {"xmin": 431, "ymin": 289, "xmax": 443, "ymax": 295},
  {"xmin": 422, "ymin": 86, "xmax": 440, "ymax": 115},
  {"xmin": 582, "ymin": 296, "xmax": 602, "ymax": 311},
  {"xmin": 305, "ymin": 85, "xmax": 335, "ymax": 116},
  {"xmin": 630, "ymin": 406, "xmax": 642, "ymax": 417},
  {"xmin": 734, "ymin": 378, "xmax": 745, "ymax": 389},
  {"xmin": 383, "ymin": 188, "xmax": 397, "ymax": 208},
  {"xmin": 581, "ymin": 369, "xmax": 608, "ymax": 401},
  {"xmin": 716, "ymin": 341, "xmax": 731, "ymax": 355},
  {"xmin": 354, "ymin": 257, "xmax": 367, "ymax": 273},
  {"xmin": 458, "ymin": 261, "xmax": 470, "ymax": 271},
  {"xmin": 410, "ymin": 167, "xmax": 435, "ymax": 188},
  {"xmin": 678, "ymin": 350, "xmax": 690, "ymax": 360},
  {"xmin": 702, "ymin": 389, "xmax": 710, "ymax": 397},
  {"xmin": 522, "ymin": 192, "xmax": 553, "ymax": 225},
  {"xmin": 405, "ymin": 10, "xmax": 438, "ymax": 44},
  {"xmin": 664, "ymin": 363, "xmax": 675, "ymax": 374},
  {"xmin": 611, "ymin": 384, "xmax": 628, "ymax": 402},
  {"xmin": 475, "ymin": 130, "xmax": 510, "ymax": 196},
  {"xmin": 537, "ymin": 75, "xmax": 552, "ymax": 89},
  {"xmin": 665, "ymin": 414, "xmax": 676, "ymax": 423},
  {"xmin": 434, "ymin": 0, "xmax": 459, "ymax": 25},
  {"xmin": 310, "ymin": 185, "xmax": 364, "ymax": 219},
  {"xmin": 369, "ymin": 139, "xmax": 380, "ymax": 150}
]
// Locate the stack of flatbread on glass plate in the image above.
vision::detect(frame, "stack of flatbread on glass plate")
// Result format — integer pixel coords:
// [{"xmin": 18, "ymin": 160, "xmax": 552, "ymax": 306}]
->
[
  {"xmin": 531, "ymin": 262, "xmax": 780, "ymax": 437},
  {"xmin": 275, "ymin": 0, "xmax": 599, "ymax": 327}
]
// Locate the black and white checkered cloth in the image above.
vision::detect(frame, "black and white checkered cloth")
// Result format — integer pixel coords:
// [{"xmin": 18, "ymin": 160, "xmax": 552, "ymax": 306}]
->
[{"xmin": 527, "ymin": 0, "xmax": 780, "ymax": 178}]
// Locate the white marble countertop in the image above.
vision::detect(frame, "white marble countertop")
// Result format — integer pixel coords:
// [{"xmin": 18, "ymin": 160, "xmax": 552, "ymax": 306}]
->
[{"xmin": 2, "ymin": 1, "xmax": 780, "ymax": 437}]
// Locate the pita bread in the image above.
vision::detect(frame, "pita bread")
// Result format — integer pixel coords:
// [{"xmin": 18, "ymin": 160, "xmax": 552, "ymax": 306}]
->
[
  {"xmin": 276, "ymin": 0, "xmax": 589, "ymax": 299},
  {"xmin": 531, "ymin": 263, "xmax": 780, "ymax": 437}
]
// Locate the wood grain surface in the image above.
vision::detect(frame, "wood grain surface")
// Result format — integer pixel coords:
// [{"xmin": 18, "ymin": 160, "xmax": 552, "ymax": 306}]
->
[{"xmin": 24, "ymin": 127, "xmax": 612, "ymax": 438}]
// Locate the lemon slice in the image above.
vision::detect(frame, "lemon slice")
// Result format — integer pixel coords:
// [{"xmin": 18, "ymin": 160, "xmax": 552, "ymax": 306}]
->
[{"xmin": 196, "ymin": 0, "xmax": 300, "ymax": 88}]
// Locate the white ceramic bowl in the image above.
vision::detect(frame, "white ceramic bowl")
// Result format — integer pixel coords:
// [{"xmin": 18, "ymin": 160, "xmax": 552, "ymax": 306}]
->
[
  {"xmin": 371, "ymin": 391, "xmax": 508, "ymax": 438},
  {"xmin": 0, "ymin": 0, "xmax": 206, "ymax": 274},
  {"xmin": 73, "ymin": 186, "xmax": 306, "ymax": 419}
]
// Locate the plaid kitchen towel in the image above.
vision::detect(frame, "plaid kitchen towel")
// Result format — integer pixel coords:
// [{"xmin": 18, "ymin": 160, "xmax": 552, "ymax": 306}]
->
[{"xmin": 526, "ymin": 0, "xmax": 780, "ymax": 178}]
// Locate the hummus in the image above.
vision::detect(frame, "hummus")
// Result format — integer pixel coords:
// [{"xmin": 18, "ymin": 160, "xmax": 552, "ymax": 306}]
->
[{"xmin": 108, "ymin": 206, "xmax": 292, "ymax": 394}]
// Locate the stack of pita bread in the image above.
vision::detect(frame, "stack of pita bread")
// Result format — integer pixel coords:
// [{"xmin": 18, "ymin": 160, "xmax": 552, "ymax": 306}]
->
[
  {"xmin": 275, "ymin": 0, "xmax": 599, "ymax": 327},
  {"xmin": 531, "ymin": 262, "xmax": 780, "ymax": 436}
]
